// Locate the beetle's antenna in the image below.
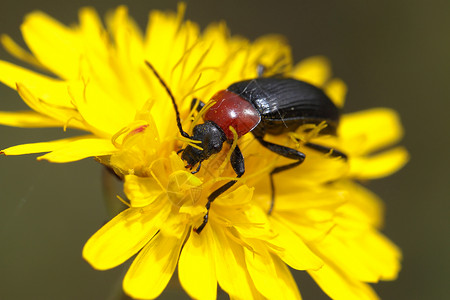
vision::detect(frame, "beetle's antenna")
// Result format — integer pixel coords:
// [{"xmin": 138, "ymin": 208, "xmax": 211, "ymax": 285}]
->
[{"xmin": 145, "ymin": 61, "xmax": 190, "ymax": 138}]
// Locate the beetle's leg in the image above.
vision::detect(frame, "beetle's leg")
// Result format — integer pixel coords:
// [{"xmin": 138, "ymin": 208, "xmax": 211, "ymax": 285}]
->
[
  {"xmin": 191, "ymin": 161, "xmax": 202, "ymax": 174},
  {"xmin": 304, "ymin": 142, "xmax": 347, "ymax": 160},
  {"xmin": 194, "ymin": 145, "xmax": 245, "ymax": 234},
  {"xmin": 190, "ymin": 98, "xmax": 206, "ymax": 113},
  {"xmin": 253, "ymin": 134, "xmax": 306, "ymax": 214}
]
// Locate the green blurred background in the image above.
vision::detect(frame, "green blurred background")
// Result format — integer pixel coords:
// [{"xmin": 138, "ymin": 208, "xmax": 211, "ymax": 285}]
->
[{"xmin": 0, "ymin": 0, "xmax": 448, "ymax": 299}]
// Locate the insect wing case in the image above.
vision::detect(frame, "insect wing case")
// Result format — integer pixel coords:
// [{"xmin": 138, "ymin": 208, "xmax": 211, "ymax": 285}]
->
[{"xmin": 227, "ymin": 78, "xmax": 340, "ymax": 135}]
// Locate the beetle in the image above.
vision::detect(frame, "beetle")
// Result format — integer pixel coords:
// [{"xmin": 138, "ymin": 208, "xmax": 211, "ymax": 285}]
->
[{"xmin": 145, "ymin": 61, "xmax": 346, "ymax": 233}]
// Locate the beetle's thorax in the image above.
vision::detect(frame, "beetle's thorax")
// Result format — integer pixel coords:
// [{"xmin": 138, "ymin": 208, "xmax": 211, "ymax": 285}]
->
[{"xmin": 204, "ymin": 90, "xmax": 261, "ymax": 140}]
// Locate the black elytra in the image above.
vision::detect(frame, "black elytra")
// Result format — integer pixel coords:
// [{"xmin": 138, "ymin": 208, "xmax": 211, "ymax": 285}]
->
[{"xmin": 145, "ymin": 61, "xmax": 347, "ymax": 234}]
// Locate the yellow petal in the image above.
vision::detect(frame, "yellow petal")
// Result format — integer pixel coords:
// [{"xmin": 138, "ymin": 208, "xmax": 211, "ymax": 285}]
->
[
  {"xmin": 144, "ymin": 3, "xmax": 188, "ymax": 64},
  {"xmin": 104, "ymin": 7, "xmax": 153, "ymax": 107},
  {"xmin": 37, "ymin": 137, "xmax": 116, "ymax": 162},
  {"xmin": 213, "ymin": 186, "xmax": 274, "ymax": 240},
  {"xmin": 214, "ymin": 184, "xmax": 253, "ymax": 207},
  {"xmin": 15, "ymin": 83, "xmax": 85, "ymax": 129},
  {"xmin": 310, "ymin": 200, "xmax": 401, "ymax": 283},
  {"xmin": 264, "ymin": 184, "xmax": 345, "ymax": 211},
  {"xmin": 210, "ymin": 223, "xmax": 257, "ymax": 299},
  {"xmin": 123, "ymin": 228, "xmax": 187, "ymax": 299},
  {"xmin": 83, "ymin": 201, "xmax": 170, "ymax": 270},
  {"xmin": 313, "ymin": 234, "xmax": 386, "ymax": 283},
  {"xmin": 292, "ymin": 56, "xmax": 331, "ymax": 87},
  {"xmin": 106, "ymin": 6, "xmax": 144, "ymax": 70},
  {"xmin": 275, "ymin": 152, "xmax": 349, "ymax": 186},
  {"xmin": 21, "ymin": 11, "xmax": 82, "ymax": 79},
  {"xmin": 124, "ymin": 175, "xmax": 163, "ymax": 207},
  {"xmin": 0, "ymin": 34, "xmax": 46, "ymax": 70},
  {"xmin": 78, "ymin": 7, "xmax": 107, "ymax": 55},
  {"xmin": 349, "ymin": 231, "xmax": 401, "ymax": 281},
  {"xmin": 324, "ymin": 78, "xmax": 347, "ymax": 108},
  {"xmin": 335, "ymin": 181, "xmax": 385, "ymax": 229},
  {"xmin": 0, "ymin": 111, "xmax": 62, "ymax": 128},
  {"xmin": 178, "ymin": 226, "xmax": 217, "ymax": 300},
  {"xmin": 67, "ymin": 80, "xmax": 135, "ymax": 137},
  {"xmin": 248, "ymin": 35, "xmax": 292, "ymax": 76},
  {"xmin": 230, "ymin": 204, "xmax": 272, "ymax": 240},
  {"xmin": 360, "ymin": 231, "xmax": 402, "ymax": 281},
  {"xmin": 349, "ymin": 146, "xmax": 409, "ymax": 179},
  {"xmin": 244, "ymin": 243, "xmax": 301, "ymax": 300},
  {"xmin": 272, "ymin": 256, "xmax": 303, "ymax": 300},
  {"xmin": 1, "ymin": 135, "xmax": 93, "ymax": 155},
  {"xmin": 269, "ymin": 217, "xmax": 323, "ymax": 270},
  {"xmin": 244, "ymin": 244, "xmax": 279, "ymax": 299},
  {"xmin": 0, "ymin": 60, "xmax": 76, "ymax": 108},
  {"xmin": 78, "ymin": 8, "xmax": 147, "ymax": 111},
  {"xmin": 339, "ymin": 108, "xmax": 404, "ymax": 155},
  {"xmin": 309, "ymin": 264, "xmax": 379, "ymax": 300}
]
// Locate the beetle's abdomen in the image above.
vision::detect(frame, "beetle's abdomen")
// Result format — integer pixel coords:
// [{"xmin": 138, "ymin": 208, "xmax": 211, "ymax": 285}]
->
[
  {"xmin": 204, "ymin": 90, "xmax": 261, "ymax": 140},
  {"xmin": 227, "ymin": 78, "xmax": 340, "ymax": 135}
]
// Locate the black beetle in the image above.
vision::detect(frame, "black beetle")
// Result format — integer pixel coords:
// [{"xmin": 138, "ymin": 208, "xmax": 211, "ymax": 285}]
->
[{"xmin": 145, "ymin": 62, "xmax": 346, "ymax": 233}]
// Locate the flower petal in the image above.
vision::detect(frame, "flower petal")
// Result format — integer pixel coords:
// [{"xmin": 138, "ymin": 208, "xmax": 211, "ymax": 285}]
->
[
  {"xmin": 1, "ymin": 135, "xmax": 93, "ymax": 155},
  {"xmin": 269, "ymin": 217, "xmax": 323, "ymax": 271},
  {"xmin": 292, "ymin": 56, "xmax": 331, "ymax": 87},
  {"xmin": 272, "ymin": 255, "xmax": 303, "ymax": 300},
  {"xmin": 324, "ymin": 78, "xmax": 347, "ymax": 108},
  {"xmin": 244, "ymin": 243, "xmax": 301, "ymax": 300},
  {"xmin": 21, "ymin": 11, "xmax": 82, "ymax": 79},
  {"xmin": 361, "ymin": 231, "xmax": 402, "ymax": 281},
  {"xmin": 15, "ymin": 83, "xmax": 85, "ymax": 130},
  {"xmin": 210, "ymin": 224, "xmax": 258, "ymax": 299},
  {"xmin": 248, "ymin": 35, "xmax": 292, "ymax": 76},
  {"xmin": 335, "ymin": 181, "xmax": 385, "ymax": 229},
  {"xmin": 349, "ymin": 146, "xmax": 409, "ymax": 179},
  {"xmin": 339, "ymin": 108, "xmax": 404, "ymax": 155},
  {"xmin": 0, "ymin": 34, "xmax": 46, "ymax": 70},
  {"xmin": 83, "ymin": 200, "xmax": 170, "ymax": 270},
  {"xmin": 312, "ymin": 234, "xmax": 384, "ymax": 283},
  {"xmin": 0, "ymin": 111, "xmax": 62, "ymax": 128},
  {"xmin": 37, "ymin": 137, "xmax": 117, "ymax": 162},
  {"xmin": 178, "ymin": 226, "xmax": 217, "ymax": 300},
  {"xmin": 275, "ymin": 153, "xmax": 348, "ymax": 187},
  {"xmin": 124, "ymin": 175, "xmax": 163, "ymax": 207},
  {"xmin": 309, "ymin": 264, "xmax": 379, "ymax": 300},
  {"xmin": 67, "ymin": 80, "xmax": 135, "ymax": 137},
  {"xmin": 78, "ymin": 7, "xmax": 107, "ymax": 56},
  {"xmin": 123, "ymin": 228, "xmax": 187, "ymax": 299},
  {"xmin": 0, "ymin": 60, "xmax": 76, "ymax": 108}
]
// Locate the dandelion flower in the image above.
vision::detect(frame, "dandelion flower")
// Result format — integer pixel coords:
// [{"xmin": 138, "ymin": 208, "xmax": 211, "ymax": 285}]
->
[{"xmin": 0, "ymin": 4, "xmax": 408, "ymax": 300}]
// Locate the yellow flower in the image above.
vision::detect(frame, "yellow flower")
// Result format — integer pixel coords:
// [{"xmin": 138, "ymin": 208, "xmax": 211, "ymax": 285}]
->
[{"xmin": 0, "ymin": 4, "xmax": 408, "ymax": 300}]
